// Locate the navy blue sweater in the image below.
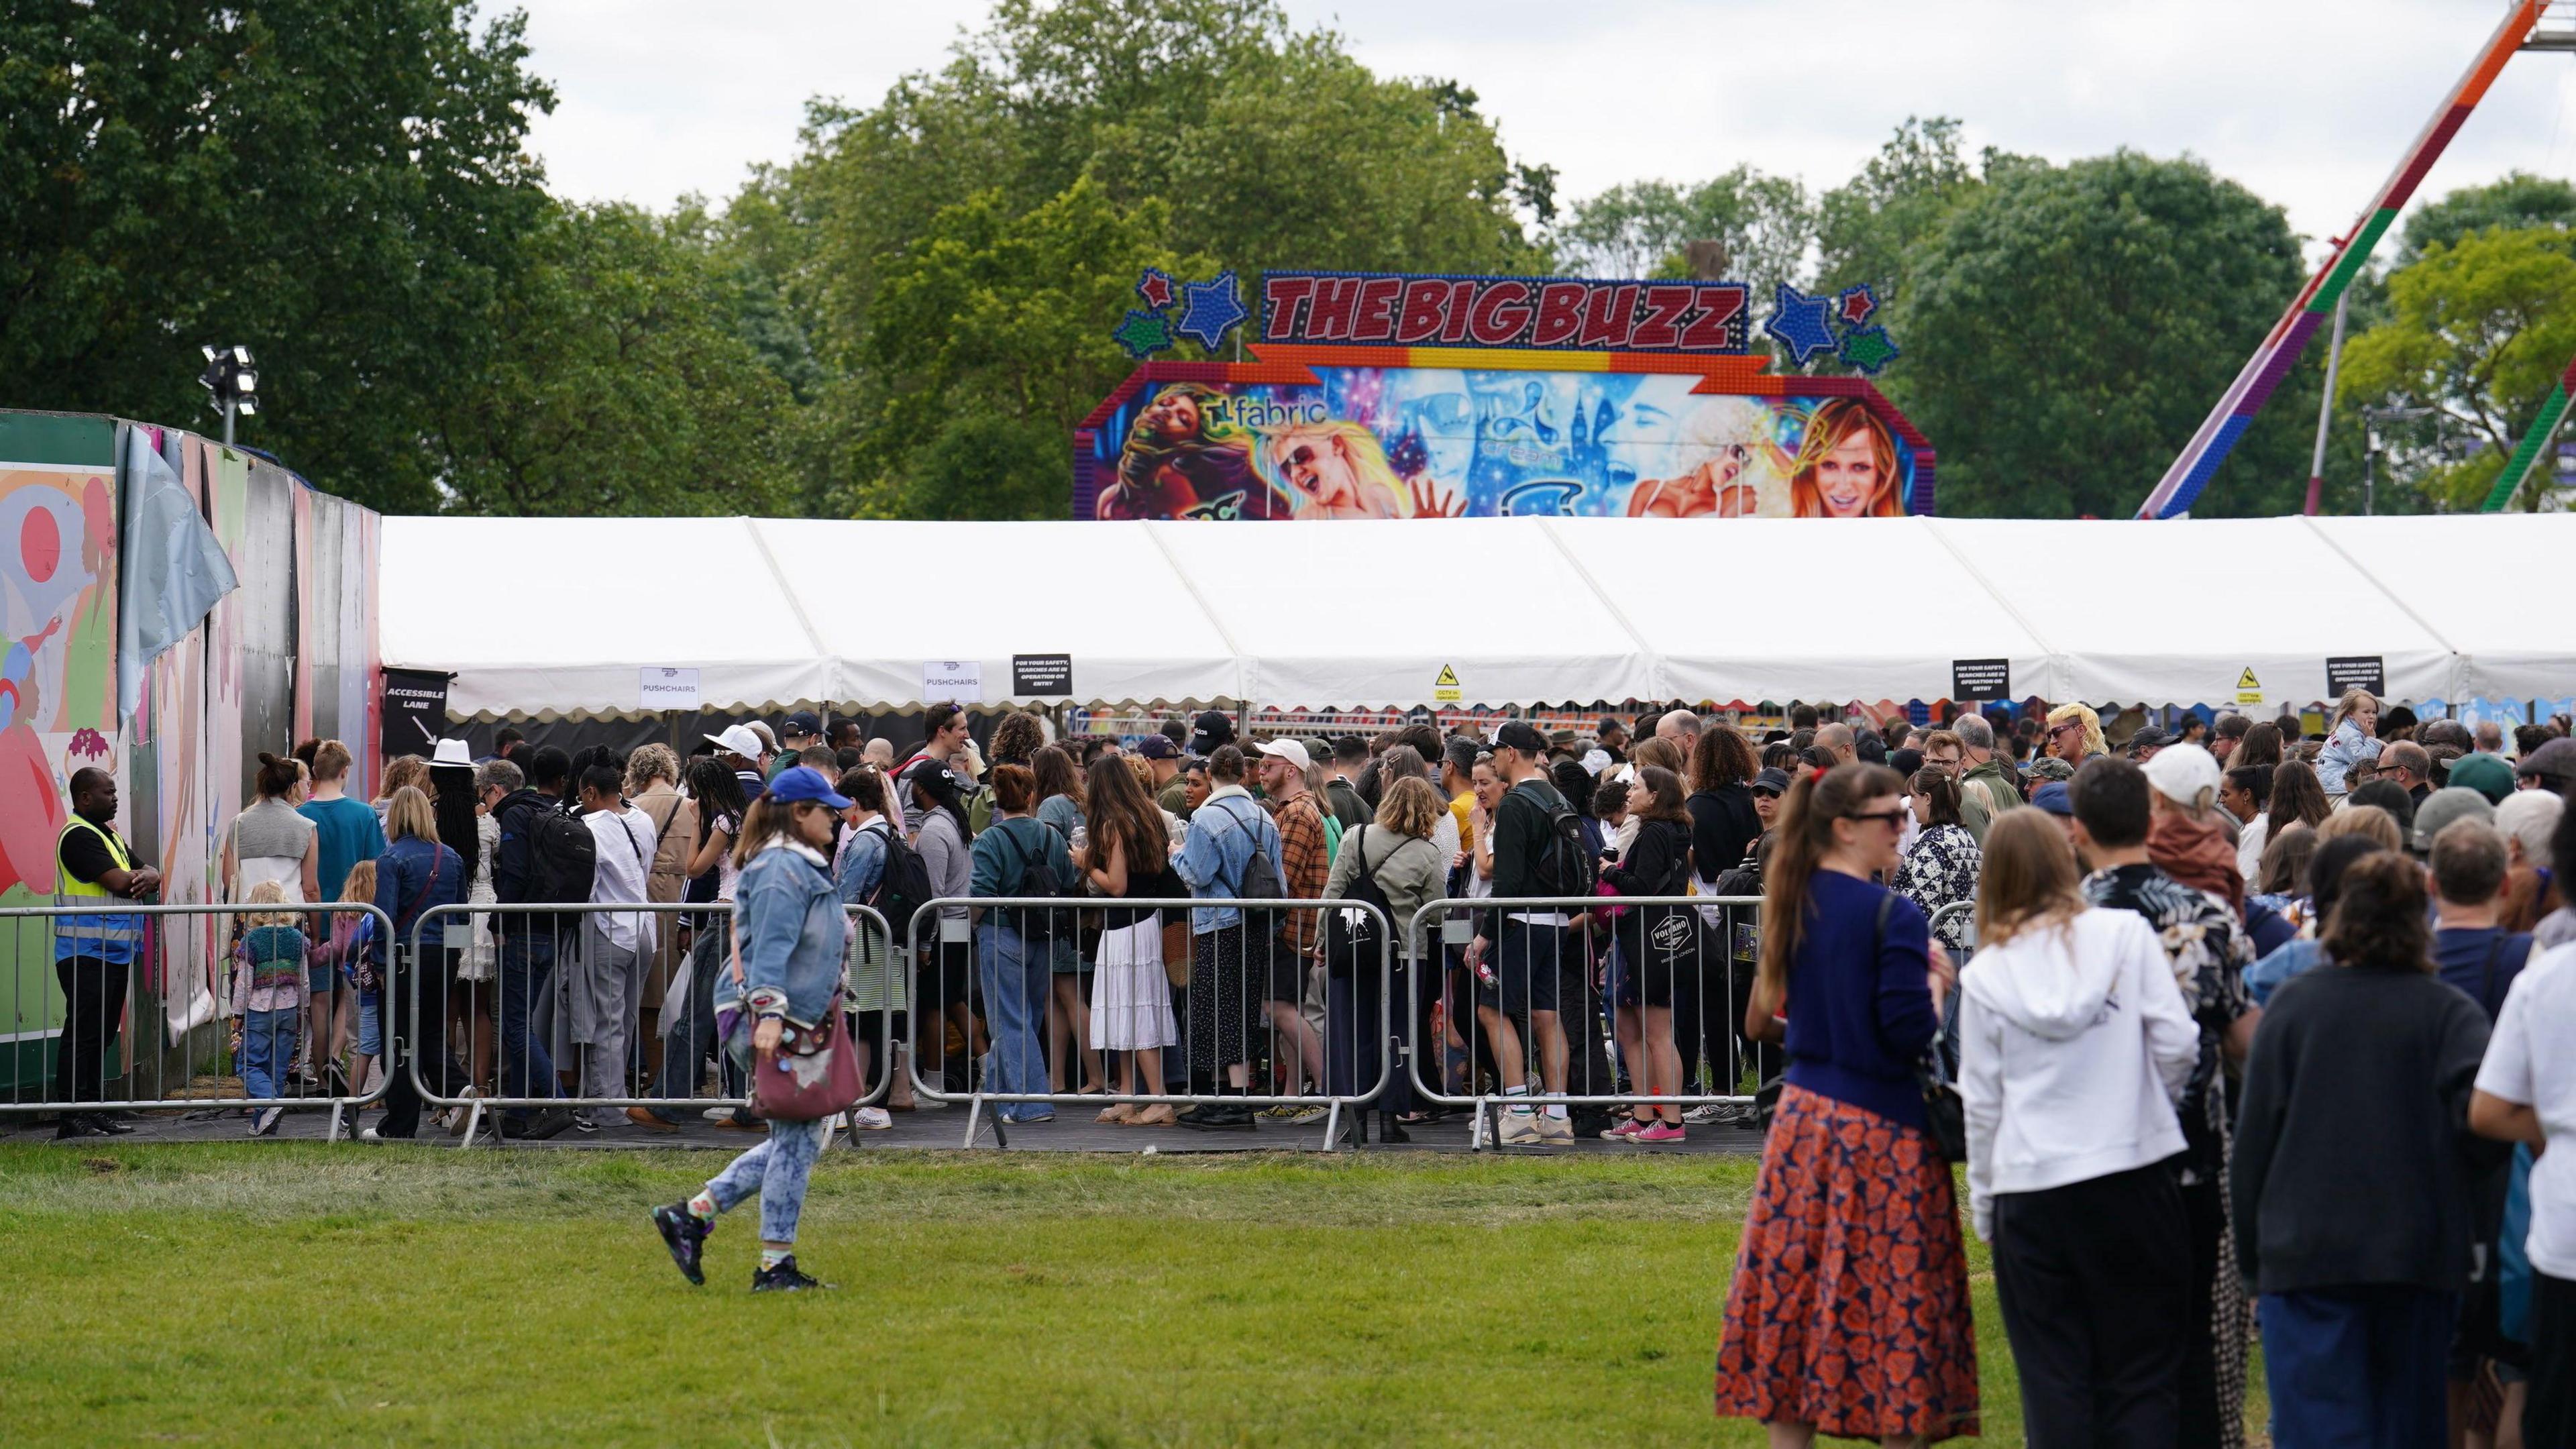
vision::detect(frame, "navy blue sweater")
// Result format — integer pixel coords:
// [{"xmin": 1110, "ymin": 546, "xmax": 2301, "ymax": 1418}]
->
[{"xmin": 1782, "ymin": 870, "xmax": 1939, "ymax": 1129}]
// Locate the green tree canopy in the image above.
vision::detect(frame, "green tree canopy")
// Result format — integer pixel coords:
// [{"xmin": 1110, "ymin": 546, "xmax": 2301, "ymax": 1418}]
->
[
  {"xmin": 1889, "ymin": 150, "xmax": 2313, "ymax": 518},
  {"xmin": 1555, "ymin": 169, "xmax": 1814, "ymax": 299},
  {"xmin": 2337, "ymin": 223, "xmax": 2576, "ymax": 510},
  {"xmin": 0, "ymin": 0, "xmax": 554, "ymax": 513}
]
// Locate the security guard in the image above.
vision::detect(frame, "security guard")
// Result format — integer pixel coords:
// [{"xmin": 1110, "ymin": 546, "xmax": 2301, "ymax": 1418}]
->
[{"xmin": 54, "ymin": 766, "xmax": 158, "ymax": 1138}]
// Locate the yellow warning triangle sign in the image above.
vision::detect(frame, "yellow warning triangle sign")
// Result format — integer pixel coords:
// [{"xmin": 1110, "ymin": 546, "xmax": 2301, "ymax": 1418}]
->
[
  {"xmin": 2237, "ymin": 667, "xmax": 2261, "ymax": 692},
  {"xmin": 1434, "ymin": 664, "xmax": 1460, "ymax": 688}
]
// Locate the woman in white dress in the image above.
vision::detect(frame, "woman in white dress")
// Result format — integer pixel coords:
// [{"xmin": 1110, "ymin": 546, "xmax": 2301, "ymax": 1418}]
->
[{"xmin": 1077, "ymin": 753, "xmax": 1179, "ymax": 1125}]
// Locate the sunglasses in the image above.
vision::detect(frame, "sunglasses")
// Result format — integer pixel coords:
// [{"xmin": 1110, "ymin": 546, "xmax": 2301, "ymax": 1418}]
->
[{"xmin": 1846, "ymin": 809, "xmax": 1909, "ymax": 828}]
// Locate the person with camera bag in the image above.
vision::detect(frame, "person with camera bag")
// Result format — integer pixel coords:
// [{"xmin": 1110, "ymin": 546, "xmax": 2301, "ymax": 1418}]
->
[
  {"xmin": 651, "ymin": 766, "xmax": 853, "ymax": 1293},
  {"xmin": 969, "ymin": 764, "xmax": 1072, "ymax": 1125},
  {"xmin": 1713, "ymin": 761, "xmax": 1977, "ymax": 1444}
]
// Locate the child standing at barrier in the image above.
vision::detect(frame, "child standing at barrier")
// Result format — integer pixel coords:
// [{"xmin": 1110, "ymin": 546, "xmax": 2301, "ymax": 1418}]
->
[
  {"xmin": 311, "ymin": 860, "xmax": 381, "ymax": 1102},
  {"xmin": 229, "ymin": 881, "xmax": 311, "ymax": 1137}
]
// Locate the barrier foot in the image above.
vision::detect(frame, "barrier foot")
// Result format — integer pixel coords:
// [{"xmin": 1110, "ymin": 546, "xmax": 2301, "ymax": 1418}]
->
[
  {"xmin": 1470, "ymin": 1099, "xmax": 1492, "ymax": 1152},
  {"xmin": 325, "ymin": 1102, "xmax": 348, "ymax": 1143},
  {"xmin": 1320, "ymin": 1102, "xmax": 1342, "ymax": 1154},
  {"xmin": 964, "ymin": 1095, "xmax": 1008, "ymax": 1148},
  {"xmin": 819, "ymin": 1113, "xmax": 839, "ymax": 1155},
  {"xmin": 453, "ymin": 1098, "xmax": 488, "ymax": 1150}
]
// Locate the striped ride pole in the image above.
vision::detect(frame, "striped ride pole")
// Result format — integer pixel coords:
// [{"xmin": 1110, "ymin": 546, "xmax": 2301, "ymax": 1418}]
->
[
  {"xmin": 2479, "ymin": 352, "xmax": 2576, "ymax": 512},
  {"xmin": 2135, "ymin": 0, "xmax": 2542, "ymax": 519}
]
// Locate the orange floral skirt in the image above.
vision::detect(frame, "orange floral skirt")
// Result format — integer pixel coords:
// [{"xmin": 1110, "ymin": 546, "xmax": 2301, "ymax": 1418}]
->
[{"xmin": 1713, "ymin": 1083, "xmax": 1980, "ymax": 1441}]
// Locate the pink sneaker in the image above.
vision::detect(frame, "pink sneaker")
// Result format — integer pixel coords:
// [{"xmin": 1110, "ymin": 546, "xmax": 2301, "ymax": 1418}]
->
[
  {"xmin": 1633, "ymin": 1121, "xmax": 1686, "ymax": 1144},
  {"xmin": 1599, "ymin": 1117, "xmax": 1650, "ymax": 1140}
]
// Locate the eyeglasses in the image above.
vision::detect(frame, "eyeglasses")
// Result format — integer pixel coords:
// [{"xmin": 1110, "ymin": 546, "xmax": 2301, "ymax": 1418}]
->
[{"xmin": 1846, "ymin": 809, "xmax": 1909, "ymax": 829}]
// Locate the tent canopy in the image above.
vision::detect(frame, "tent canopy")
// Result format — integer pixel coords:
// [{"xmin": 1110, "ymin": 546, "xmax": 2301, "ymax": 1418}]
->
[{"xmin": 380, "ymin": 514, "xmax": 2576, "ymax": 720}]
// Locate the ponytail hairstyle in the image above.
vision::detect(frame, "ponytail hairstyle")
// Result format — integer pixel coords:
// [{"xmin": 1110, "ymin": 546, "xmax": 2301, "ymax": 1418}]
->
[
  {"xmin": 1909, "ymin": 765, "xmax": 1963, "ymax": 828},
  {"xmin": 254, "ymin": 752, "xmax": 301, "ymax": 800},
  {"xmin": 1756, "ymin": 761, "xmax": 1906, "ymax": 1017}
]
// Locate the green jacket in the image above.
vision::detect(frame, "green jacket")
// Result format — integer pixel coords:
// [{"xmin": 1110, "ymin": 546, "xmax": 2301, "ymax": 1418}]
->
[{"xmin": 1956, "ymin": 756, "xmax": 2023, "ymax": 846}]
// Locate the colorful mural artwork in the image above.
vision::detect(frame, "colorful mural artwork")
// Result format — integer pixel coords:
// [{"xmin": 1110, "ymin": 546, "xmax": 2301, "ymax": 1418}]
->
[
  {"xmin": 1073, "ymin": 347, "xmax": 1933, "ymax": 521},
  {"xmin": 0, "ymin": 411, "xmax": 384, "ymax": 1095}
]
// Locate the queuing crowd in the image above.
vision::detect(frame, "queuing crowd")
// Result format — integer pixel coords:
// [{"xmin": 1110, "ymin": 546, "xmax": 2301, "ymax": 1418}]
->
[{"xmin": 42, "ymin": 692, "xmax": 2576, "ymax": 1402}]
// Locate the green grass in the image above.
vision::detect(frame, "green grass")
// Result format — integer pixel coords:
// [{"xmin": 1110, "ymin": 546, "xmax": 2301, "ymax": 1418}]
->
[{"xmin": 0, "ymin": 1144, "xmax": 2043, "ymax": 1446}]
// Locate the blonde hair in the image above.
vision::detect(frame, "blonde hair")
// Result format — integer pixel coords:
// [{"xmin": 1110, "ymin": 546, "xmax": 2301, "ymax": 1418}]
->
[
  {"xmin": 625, "ymin": 743, "xmax": 680, "ymax": 794},
  {"xmin": 2318, "ymin": 803, "xmax": 2403, "ymax": 853},
  {"xmin": 2331, "ymin": 688, "xmax": 2379, "ymax": 732},
  {"xmin": 384, "ymin": 785, "xmax": 439, "ymax": 845},
  {"xmin": 244, "ymin": 879, "xmax": 299, "ymax": 929},
  {"xmin": 2045, "ymin": 702, "xmax": 2106, "ymax": 759},
  {"xmin": 380, "ymin": 755, "xmax": 429, "ymax": 801},
  {"xmin": 1258, "ymin": 421, "xmax": 1408, "ymax": 518},
  {"xmin": 1378, "ymin": 775, "xmax": 1444, "ymax": 840},
  {"xmin": 311, "ymin": 739, "xmax": 353, "ymax": 782},
  {"xmin": 340, "ymin": 858, "xmax": 378, "ymax": 907},
  {"xmin": 1974, "ymin": 810, "xmax": 2085, "ymax": 949}
]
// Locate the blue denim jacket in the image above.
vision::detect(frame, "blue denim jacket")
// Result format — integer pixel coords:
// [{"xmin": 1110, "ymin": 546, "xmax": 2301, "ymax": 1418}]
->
[
  {"xmin": 2316, "ymin": 720, "xmax": 2381, "ymax": 796},
  {"xmin": 735, "ymin": 839, "xmax": 847, "ymax": 1026},
  {"xmin": 1174, "ymin": 786, "xmax": 1282, "ymax": 934},
  {"xmin": 370, "ymin": 835, "xmax": 464, "ymax": 970}
]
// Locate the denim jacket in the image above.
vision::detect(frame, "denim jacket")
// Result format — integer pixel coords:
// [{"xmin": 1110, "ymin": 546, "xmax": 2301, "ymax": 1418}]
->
[
  {"xmin": 2317, "ymin": 720, "xmax": 2381, "ymax": 796},
  {"xmin": 370, "ymin": 835, "xmax": 464, "ymax": 971},
  {"xmin": 1174, "ymin": 786, "xmax": 1283, "ymax": 934},
  {"xmin": 735, "ymin": 837, "xmax": 847, "ymax": 1026}
]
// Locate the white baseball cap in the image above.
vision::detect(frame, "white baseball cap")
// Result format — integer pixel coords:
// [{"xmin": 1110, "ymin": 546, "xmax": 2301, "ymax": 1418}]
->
[
  {"xmin": 702, "ymin": 724, "xmax": 766, "ymax": 759},
  {"xmin": 2143, "ymin": 741, "xmax": 2222, "ymax": 812},
  {"xmin": 1250, "ymin": 738, "xmax": 1313, "ymax": 772}
]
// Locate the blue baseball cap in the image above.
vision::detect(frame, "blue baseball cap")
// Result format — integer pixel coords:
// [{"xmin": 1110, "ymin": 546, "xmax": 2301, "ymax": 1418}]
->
[
  {"xmin": 765, "ymin": 765, "xmax": 853, "ymax": 810},
  {"xmin": 2031, "ymin": 781, "xmax": 2074, "ymax": 817}
]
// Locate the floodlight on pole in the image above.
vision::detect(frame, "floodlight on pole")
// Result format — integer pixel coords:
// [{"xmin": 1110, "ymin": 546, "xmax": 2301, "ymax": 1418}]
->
[{"xmin": 197, "ymin": 343, "xmax": 260, "ymax": 447}]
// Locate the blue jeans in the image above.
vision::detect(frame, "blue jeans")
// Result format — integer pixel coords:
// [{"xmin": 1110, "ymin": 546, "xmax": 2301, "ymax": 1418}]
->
[
  {"xmin": 496, "ymin": 927, "xmax": 561, "ymax": 1110},
  {"xmin": 239, "ymin": 1006, "xmax": 301, "ymax": 1100},
  {"xmin": 975, "ymin": 921, "xmax": 1053, "ymax": 1121},
  {"xmin": 355, "ymin": 988, "xmax": 382, "ymax": 1059},
  {"xmin": 2259, "ymin": 1286, "xmax": 2453, "ymax": 1448},
  {"xmin": 704, "ymin": 1116, "xmax": 830, "ymax": 1244}
]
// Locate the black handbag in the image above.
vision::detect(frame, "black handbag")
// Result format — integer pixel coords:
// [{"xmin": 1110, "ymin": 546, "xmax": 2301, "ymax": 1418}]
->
[{"xmin": 1875, "ymin": 893, "xmax": 1966, "ymax": 1163}]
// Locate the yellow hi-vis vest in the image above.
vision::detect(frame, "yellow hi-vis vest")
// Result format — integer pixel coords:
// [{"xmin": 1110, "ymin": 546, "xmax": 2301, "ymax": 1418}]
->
[{"xmin": 55, "ymin": 814, "xmax": 142, "ymax": 965}]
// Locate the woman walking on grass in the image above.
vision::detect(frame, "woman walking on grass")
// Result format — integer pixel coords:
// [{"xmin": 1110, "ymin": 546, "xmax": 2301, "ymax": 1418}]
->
[
  {"xmin": 1711, "ymin": 761, "xmax": 1979, "ymax": 1446},
  {"xmin": 652, "ymin": 767, "xmax": 853, "ymax": 1293}
]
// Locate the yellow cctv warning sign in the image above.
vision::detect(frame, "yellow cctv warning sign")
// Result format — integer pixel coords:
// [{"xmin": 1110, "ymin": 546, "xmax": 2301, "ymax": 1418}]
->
[
  {"xmin": 2237, "ymin": 667, "xmax": 2263, "ymax": 705},
  {"xmin": 1434, "ymin": 663, "xmax": 1462, "ymax": 703}
]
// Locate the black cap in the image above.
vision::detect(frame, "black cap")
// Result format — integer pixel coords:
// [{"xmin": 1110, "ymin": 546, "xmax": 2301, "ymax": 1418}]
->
[
  {"xmin": 1188, "ymin": 709, "xmax": 1236, "ymax": 756},
  {"xmin": 1136, "ymin": 734, "xmax": 1180, "ymax": 760},
  {"xmin": 782, "ymin": 709, "xmax": 824, "ymax": 740},
  {"xmin": 1491, "ymin": 720, "xmax": 1548, "ymax": 756},
  {"xmin": 1752, "ymin": 767, "xmax": 1792, "ymax": 795},
  {"xmin": 2125, "ymin": 727, "xmax": 2171, "ymax": 757}
]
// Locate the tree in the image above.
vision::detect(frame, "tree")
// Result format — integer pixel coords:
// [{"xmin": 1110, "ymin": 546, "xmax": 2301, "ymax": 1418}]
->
[
  {"xmin": 1556, "ymin": 169, "xmax": 1814, "ymax": 298},
  {"xmin": 2396, "ymin": 172, "xmax": 2576, "ymax": 267},
  {"xmin": 1813, "ymin": 118, "xmax": 2029, "ymax": 300},
  {"xmin": 1890, "ymin": 151, "xmax": 2314, "ymax": 518},
  {"xmin": 431, "ymin": 203, "xmax": 799, "ymax": 517},
  {"xmin": 0, "ymin": 1, "xmax": 553, "ymax": 514},
  {"xmin": 2336, "ymin": 224, "xmax": 2576, "ymax": 510}
]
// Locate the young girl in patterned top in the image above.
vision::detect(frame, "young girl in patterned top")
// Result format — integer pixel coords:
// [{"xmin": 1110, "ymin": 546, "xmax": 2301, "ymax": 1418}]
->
[
  {"xmin": 230, "ymin": 881, "xmax": 311, "ymax": 1136},
  {"xmin": 310, "ymin": 860, "xmax": 380, "ymax": 1100}
]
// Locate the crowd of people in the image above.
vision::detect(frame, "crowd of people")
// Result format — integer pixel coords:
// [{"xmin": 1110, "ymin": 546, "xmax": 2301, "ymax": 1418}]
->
[{"xmin": 42, "ymin": 692, "xmax": 2576, "ymax": 1390}]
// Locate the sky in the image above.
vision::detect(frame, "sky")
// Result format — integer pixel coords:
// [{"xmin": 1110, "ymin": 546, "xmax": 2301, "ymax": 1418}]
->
[{"xmin": 519, "ymin": 0, "xmax": 2576, "ymax": 254}]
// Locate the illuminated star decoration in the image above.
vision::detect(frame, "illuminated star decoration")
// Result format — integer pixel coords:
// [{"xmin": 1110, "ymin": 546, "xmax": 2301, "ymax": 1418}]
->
[
  {"xmin": 1174, "ymin": 270, "xmax": 1249, "ymax": 350},
  {"xmin": 1764, "ymin": 283, "xmax": 1837, "ymax": 366},
  {"xmin": 1837, "ymin": 325, "xmax": 1901, "ymax": 376},
  {"xmin": 1112, "ymin": 308, "xmax": 1175, "ymax": 360},
  {"xmin": 1135, "ymin": 267, "xmax": 1176, "ymax": 310},
  {"xmin": 1836, "ymin": 284, "xmax": 1878, "ymax": 327}
]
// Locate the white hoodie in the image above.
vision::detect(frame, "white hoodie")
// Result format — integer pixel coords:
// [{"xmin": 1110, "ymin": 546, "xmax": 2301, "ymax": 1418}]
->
[{"xmin": 1958, "ymin": 906, "xmax": 2198, "ymax": 1242}]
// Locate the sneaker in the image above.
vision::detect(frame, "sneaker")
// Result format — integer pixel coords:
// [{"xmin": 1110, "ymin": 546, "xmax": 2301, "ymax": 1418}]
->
[
  {"xmin": 252, "ymin": 1106, "xmax": 284, "ymax": 1137},
  {"xmin": 1175, "ymin": 1103, "xmax": 1256, "ymax": 1130},
  {"xmin": 1601, "ymin": 1117, "xmax": 1650, "ymax": 1141},
  {"xmin": 652, "ymin": 1203, "xmax": 710, "ymax": 1286},
  {"xmin": 1496, "ymin": 1111, "xmax": 1544, "ymax": 1146},
  {"xmin": 1281, "ymin": 1105, "xmax": 1328, "ymax": 1126},
  {"xmin": 447, "ymin": 1087, "xmax": 481, "ymax": 1137},
  {"xmin": 1535, "ymin": 1114, "xmax": 1574, "ymax": 1145},
  {"xmin": 850, "ymin": 1107, "xmax": 892, "ymax": 1131},
  {"xmin": 702, "ymin": 1106, "xmax": 737, "ymax": 1122},
  {"xmin": 87, "ymin": 1112, "xmax": 137, "ymax": 1135},
  {"xmin": 358, "ymin": 1126, "xmax": 394, "ymax": 1143},
  {"xmin": 1681, "ymin": 1102, "xmax": 1729, "ymax": 1125},
  {"xmin": 751, "ymin": 1255, "xmax": 831, "ymax": 1293},
  {"xmin": 515, "ymin": 1108, "xmax": 580, "ymax": 1141},
  {"xmin": 569, "ymin": 1118, "xmax": 600, "ymax": 1136},
  {"xmin": 1633, "ymin": 1121, "xmax": 1686, "ymax": 1144}
]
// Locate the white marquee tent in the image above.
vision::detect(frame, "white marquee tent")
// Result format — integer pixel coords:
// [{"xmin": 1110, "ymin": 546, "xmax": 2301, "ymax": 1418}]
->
[{"xmin": 380, "ymin": 513, "xmax": 2576, "ymax": 720}]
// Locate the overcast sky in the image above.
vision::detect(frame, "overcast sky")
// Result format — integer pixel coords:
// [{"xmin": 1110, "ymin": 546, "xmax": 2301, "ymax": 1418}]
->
[{"xmin": 520, "ymin": 0, "xmax": 2576, "ymax": 254}]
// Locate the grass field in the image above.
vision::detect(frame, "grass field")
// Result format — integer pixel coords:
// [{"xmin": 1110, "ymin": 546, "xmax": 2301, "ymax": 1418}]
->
[{"xmin": 0, "ymin": 1143, "xmax": 2165, "ymax": 1446}]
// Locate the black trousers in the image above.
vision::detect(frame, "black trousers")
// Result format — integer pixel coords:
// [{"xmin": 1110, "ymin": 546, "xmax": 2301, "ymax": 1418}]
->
[
  {"xmin": 1555, "ymin": 929, "xmax": 1615, "ymax": 1102},
  {"xmin": 53, "ymin": 953, "xmax": 129, "ymax": 1105},
  {"xmin": 2532, "ymin": 1272, "xmax": 2576, "ymax": 1448},
  {"xmin": 2174, "ymin": 1167, "xmax": 2229, "ymax": 1447},
  {"xmin": 1992, "ymin": 1161, "xmax": 2192, "ymax": 1448},
  {"xmin": 379, "ymin": 946, "xmax": 466, "ymax": 1138}
]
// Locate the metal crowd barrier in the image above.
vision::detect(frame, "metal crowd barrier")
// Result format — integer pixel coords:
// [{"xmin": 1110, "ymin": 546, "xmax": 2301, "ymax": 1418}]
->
[
  {"xmin": 1405, "ymin": 894, "xmax": 1769, "ymax": 1149},
  {"xmin": 405, "ymin": 900, "xmax": 894, "ymax": 1149},
  {"xmin": 905, "ymin": 896, "xmax": 1393, "ymax": 1149},
  {"xmin": 3, "ymin": 902, "xmax": 398, "ymax": 1140}
]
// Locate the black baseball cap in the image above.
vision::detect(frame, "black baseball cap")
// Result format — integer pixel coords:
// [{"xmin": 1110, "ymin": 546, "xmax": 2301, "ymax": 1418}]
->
[
  {"xmin": 1188, "ymin": 709, "xmax": 1236, "ymax": 756},
  {"xmin": 1136, "ymin": 734, "xmax": 1180, "ymax": 761},
  {"xmin": 1491, "ymin": 721, "xmax": 1548, "ymax": 756},
  {"xmin": 781, "ymin": 709, "xmax": 824, "ymax": 741},
  {"xmin": 1752, "ymin": 767, "xmax": 1791, "ymax": 796}
]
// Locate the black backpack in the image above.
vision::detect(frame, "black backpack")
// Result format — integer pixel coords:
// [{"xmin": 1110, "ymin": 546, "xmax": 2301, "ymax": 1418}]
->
[
  {"xmin": 1210, "ymin": 797, "xmax": 1287, "ymax": 936},
  {"xmin": 1516, "ymin": 780, "xmax": 1597, "ymax": 900},
  {"xmin": 991, "ymin": 820, "xmax": 1070, "ymax": 945},
  {"xmin": 863, "ymin": 820, "xmax": 936, "ymax": 942},
  {"xmin": 503, "ymin": 798, "xmax": 596, "ymax": 922},
  {"xmin": 1323, "ymin": 824, "xmax": 1396, "ymax": 979}
]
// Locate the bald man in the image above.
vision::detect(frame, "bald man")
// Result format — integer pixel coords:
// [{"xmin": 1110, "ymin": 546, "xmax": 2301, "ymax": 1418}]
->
[
  {"xmin": 1815, "ymin": 722, "xmax": 1856, "ymax": 767},
  {"xmin": 1655, "ymin": 710, "xmax": 1701, "ymax": 751}
]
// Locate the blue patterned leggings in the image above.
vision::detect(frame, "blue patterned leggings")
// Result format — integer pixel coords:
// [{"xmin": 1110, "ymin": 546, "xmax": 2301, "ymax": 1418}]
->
[{"xmin": 702, "ymin": 1116, "xmax": 830, "ymax": 1243}]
